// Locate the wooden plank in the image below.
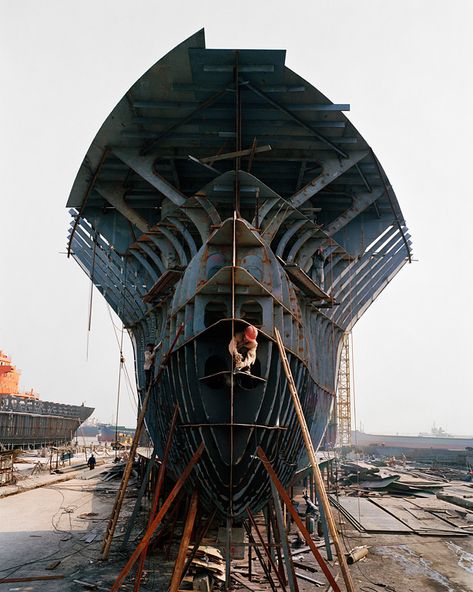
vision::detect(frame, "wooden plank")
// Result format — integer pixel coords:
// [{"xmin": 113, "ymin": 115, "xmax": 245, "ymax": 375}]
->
[
  {"xmin": 295, "ymin": 571, "xmax": 325, "ymax": 586},
  {"xmin": 0, "ymin": 575, "xmax": 65, "ymax": 583},
  {"xmin": 292, "ymin": 560, "xmax": 320, "ymax": 573},
  {"xmin": 169, "ymin": 490, "xmax": 199, "ymax": 592},
  {"xmin": 231, "ymin": 572, "xmax": 267, "ymax": 591}
]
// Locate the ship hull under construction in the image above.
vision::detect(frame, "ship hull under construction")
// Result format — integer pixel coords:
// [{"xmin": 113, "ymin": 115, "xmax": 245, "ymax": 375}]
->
[
  {"xmin": 0, "ymin": 395, "xmax": 94, "ymax": 450},
  {"xmin": 66, "ymin": 31, "xmax": 411, "ymax": 520}
]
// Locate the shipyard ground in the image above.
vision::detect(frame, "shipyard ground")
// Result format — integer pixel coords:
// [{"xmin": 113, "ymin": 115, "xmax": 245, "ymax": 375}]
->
[{"xmin": 1, "ymin": 470, "xmax": 472, "ymax": 592}]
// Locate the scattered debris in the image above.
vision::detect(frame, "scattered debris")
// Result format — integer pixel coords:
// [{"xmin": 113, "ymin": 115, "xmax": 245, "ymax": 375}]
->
[
  {"xmin": 71, "ymin": 579, "xmax": 109, "ymax": 591},
  {"xmin": 78, "ymin": 512, "xmax": 99, "ymax": 518},
  {"xmin": 437, "ymin": 492, "xmax": 473, "ymax": 511},
  {"xmin": 295, "ymin": 571, "xmax": 325, "ymax": 586},
  {"xmin": 345, "ymin": 545, "xmax": 369, "ymax": 564}
]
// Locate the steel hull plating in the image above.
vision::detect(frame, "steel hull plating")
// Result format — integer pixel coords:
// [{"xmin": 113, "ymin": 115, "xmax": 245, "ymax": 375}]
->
[{"xmin": 148, "ymin": 323, "xmax": 333, "ymax": 518}]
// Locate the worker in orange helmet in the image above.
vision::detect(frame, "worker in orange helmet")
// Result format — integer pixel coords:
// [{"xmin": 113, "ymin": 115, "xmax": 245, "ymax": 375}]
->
[{"xmin": 228, "ymin": 325, "xmax": 258, "ymax": 374}]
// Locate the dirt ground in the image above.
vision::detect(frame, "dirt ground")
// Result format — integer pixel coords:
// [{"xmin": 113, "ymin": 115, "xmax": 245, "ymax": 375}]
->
[
  {"xmin": 328, "ymin": 520, "xmax": 473, "ymax": 592},
  {"xmin": 1, "ymin": 469, "xmax": 472, "ymax": 592}
]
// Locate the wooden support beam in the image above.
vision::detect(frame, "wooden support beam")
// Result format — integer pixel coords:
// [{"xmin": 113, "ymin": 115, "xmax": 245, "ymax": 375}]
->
[
  {"xmin": 274, "ymin": 327, "xmax": 356, "ymax": 592},
  {"xmin": 110, "ymin": 442, "xmax": 205, "ymax": 592},
  {"xmin": 122, "ymin": 448, "xmax": 158, "ymax": 547},
  {"xmin": 133, "ymin": 405, "xmax": 179, "ymax": 591},
  {"xmin": 181, "ymin": 508, "xmax": 218, "ymax": 582},
  {"xmin": 257, "ymin": 447, "xmax": 341, "ymax": 592},
  {"xmin": 0, "ymin": 576, "xmax": 64, "ymax": 584},
  {"xmin": 101, "ymin": 324, "xmax": 184, "ymax": 560},
  {"xmin": 169, "ymin": 489, "xmax": 199, "ymax": 592}
]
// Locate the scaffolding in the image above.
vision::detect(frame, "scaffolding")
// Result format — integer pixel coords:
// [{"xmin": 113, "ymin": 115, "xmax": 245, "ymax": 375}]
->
[{"xmin": 336, "ymin": 333, "xmax": 352, "ymax": 447}]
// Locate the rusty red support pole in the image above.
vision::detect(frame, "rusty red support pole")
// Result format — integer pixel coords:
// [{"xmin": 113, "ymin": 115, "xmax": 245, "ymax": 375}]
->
[
  {"xmin": 101, "ymin": 324, "xmax": 184, "ymax": 560},
  {"xmin": 181, "ymin": 508, "xmax": 217, "ymax": 582},
  {"xmin": 169, "ymin": 490, "xmax": 199, "ymax": 592},
  {"xmin": 110, "ymin": 442, "xmax": 204, "ymax": 592},
  {"xmin": 133, "ymin": 404, "xmax": 179, "ymax": 592},
  {"xmin": 257, "ymin": 447, "xmax": 342, "ymax": 592}
]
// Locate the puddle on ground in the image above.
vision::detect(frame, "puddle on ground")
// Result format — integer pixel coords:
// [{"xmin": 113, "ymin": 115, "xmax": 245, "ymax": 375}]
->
[
  {"xmin": 375, "ymin": 544, "xmax": 462, "ymax": 592},
  {"xmin": 446, "ymin": 542, "xmax": 473, "ymax": 575}
]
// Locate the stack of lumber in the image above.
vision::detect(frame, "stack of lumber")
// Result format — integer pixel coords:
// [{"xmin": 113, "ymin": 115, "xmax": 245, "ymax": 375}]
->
[{"xmin": 185, "ymin": 545, "xmax": 225, "ymax": 585}]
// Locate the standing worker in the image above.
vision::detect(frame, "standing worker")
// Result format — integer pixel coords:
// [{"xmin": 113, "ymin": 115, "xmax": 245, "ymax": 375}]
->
[
  {"xmin": 144, "ymin": 342, "xmax": 161, "ymax": 390},
  {"xmin": 312, "ymin": 247, "xmax": 326, "ymax": 289},
  {"xmin": 87, "ymin": 453, "xmax": 96, "ymax": 471}
]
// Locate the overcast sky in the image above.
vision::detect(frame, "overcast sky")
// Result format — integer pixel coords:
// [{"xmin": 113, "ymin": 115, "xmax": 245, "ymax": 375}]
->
[{"xmin": 1, "ymin": 0, "xmax": 472, "ymax": 436}]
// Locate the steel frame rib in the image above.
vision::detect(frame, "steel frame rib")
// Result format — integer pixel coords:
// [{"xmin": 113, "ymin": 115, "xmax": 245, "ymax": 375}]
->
[
  {"xmin": 141, "ymin": 87, "xmax": 231, "ymax": 154},
  {"xmin": 243, "ymin": 81, "xmax": 348, "ymax": 158}
]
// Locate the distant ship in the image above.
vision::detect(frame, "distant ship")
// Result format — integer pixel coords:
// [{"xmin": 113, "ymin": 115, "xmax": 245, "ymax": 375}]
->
[
  {"xmin": 75, "ymin": 420, "xmax": 135, "ymax": 442},
  {"xmin": 76, "ymin": 417, "xmax": 100, "ymax": 437},
  {"xmin": 353, "ymin": 429, "xmax": 473, "ymax": 451},
  {"xmin": 0, "ymin": 350, "xmax": 94, "ymax": 449},
  {"xmin": 97, "ymin": 424, "xmax": 135, "ymax": 443}
]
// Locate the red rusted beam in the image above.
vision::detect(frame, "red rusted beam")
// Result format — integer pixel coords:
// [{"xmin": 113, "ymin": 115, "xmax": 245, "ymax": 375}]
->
[
  {"xmin": 101, "ymin": 324, "xmax": 184, "ymax": 560},
  {"xmin": 169, "ymin": 489, "xmax": 199, "ymax": 592},
  {"xmin": 181, "ymin": 507, "xmax": 217, "ymax": 581},
  {"xmin": 111, "ymin": 442, "xmax": 204, "ymax": 592},
  {"xmin": 257, "ymin": 447, "xmax": 341, "ymax": 592},
  {"xmin": 133, "ymin": 404, "xmax": 179, "ymax": 592},
  {"xmin": 0, "ymin": 576, "xmax": 64, "ymax": 584}
]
